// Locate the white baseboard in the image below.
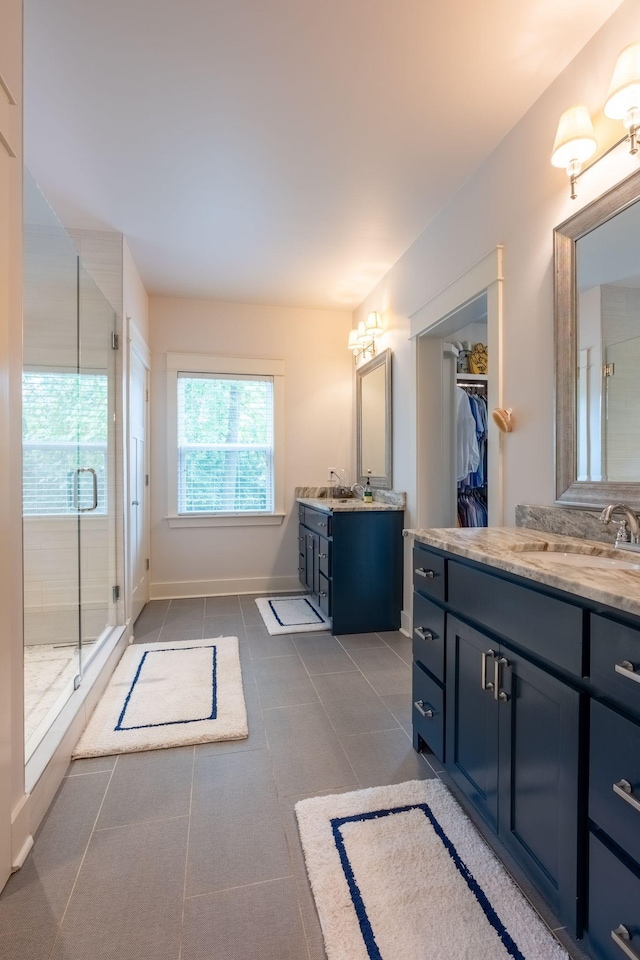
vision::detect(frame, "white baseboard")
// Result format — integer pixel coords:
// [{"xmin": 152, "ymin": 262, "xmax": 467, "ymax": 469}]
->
[
  {"xmin": 150, "ymin": 575, "xmax": 302, "ymax": 600},
  {"xmin": 400, "ymin": 608, "xmax": 411, "ymax": 638}
]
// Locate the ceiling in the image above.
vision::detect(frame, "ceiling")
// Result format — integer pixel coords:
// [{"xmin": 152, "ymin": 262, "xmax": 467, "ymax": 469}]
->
[{"xmin": 24, "ymin": 0, "xmax": 623, "ymax": 309}]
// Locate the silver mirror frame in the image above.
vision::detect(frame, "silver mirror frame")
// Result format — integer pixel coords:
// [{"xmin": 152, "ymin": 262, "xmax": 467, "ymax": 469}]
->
[
  {"xmin": 356, "ymin": 348, "xmax": 392, "ymax": 489},
  {"xmin": 555, "ymin": 166, "xmax": 640, "ymax": 509}
]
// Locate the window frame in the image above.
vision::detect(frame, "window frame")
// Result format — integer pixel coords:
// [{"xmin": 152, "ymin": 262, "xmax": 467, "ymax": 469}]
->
[{"xmin": 165, "ymin": 353, "xmax": 285, "ymax": 527}]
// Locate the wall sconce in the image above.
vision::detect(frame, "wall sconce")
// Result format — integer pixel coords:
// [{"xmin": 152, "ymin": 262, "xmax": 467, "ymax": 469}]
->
[
  {"xmin": 552, "ymin": 41, "xmax": 640, "ymax": 198},
  {"xmin": 551, "ymin": 105, "xmax": 596, "ymax": 199},
  {"xmin": 347, "ymin": 312, "xmax": 383, "ymax": 363}
]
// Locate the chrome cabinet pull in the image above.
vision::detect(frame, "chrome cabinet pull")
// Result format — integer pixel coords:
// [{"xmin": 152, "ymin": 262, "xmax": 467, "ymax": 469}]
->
[
  {"xmin": 414, "ymin": 627, "xmax": 434, "ymax": 642},
  {"xmin": 494, "ymin": 656, "xmax": 509, "ymax": 701},
  {"xmin": 611, "ymin": 925, "xmax": 640, "ymax": 960},
  {"xmin": 318, "ymin": 553, "xmax": 328, "ymax": 559},
  {"xmin": 319, "ymin": 590, "xmax": 327, "ymax": 597},
  {"xmin": 318, "ymin": 521, "xmax": 327, "ymax": 527},
  {"xmin": 415, "ymin": 567, "xmax": 435, "ymax": 579},
  {"xmin": 481, "ymin": 649, "xmax": 496, "ymax": 691},
  {"xmin": 613, "ymin": 779, "xmax": 640, "ymax": 814},
  {"xmin": 414, "ymin": 700, "xmax": 434, "ymax": 718},
  {"xmin": 615, "ymin": 660, "xmax": 640, "ymax": 684}
]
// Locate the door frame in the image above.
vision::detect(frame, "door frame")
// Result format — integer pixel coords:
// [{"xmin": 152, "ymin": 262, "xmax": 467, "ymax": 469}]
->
[
  {"xmin": 410, "ymin": 246, "xmax": 504, "ymax": 528},
  {"xmin": 127, "ymin": 318, "xmax": 151, "ymax": 625}
]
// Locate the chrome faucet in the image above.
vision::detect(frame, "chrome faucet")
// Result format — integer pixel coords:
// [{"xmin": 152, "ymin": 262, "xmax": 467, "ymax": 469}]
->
[
  {"xmin": 351, "ymin": 482, "xmax": 365, "ymax": 499},
  {"xmin": 600, "ymin": 503, "xmax": 640, "ymax": 544}
]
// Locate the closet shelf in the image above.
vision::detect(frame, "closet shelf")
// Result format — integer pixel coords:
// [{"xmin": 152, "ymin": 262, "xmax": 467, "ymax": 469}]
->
[{"xmin": 456, "ymin": 373, "xmax": 488, "ymax": 382}]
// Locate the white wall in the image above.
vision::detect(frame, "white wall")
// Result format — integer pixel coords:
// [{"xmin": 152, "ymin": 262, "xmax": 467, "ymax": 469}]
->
[
  {"xmin": 353, "ymin": 0, "xmax": 640, "ymax": 547},
  {"xmin": 149, "ymin": 297, "xmax": 353, "ymax": 598}
]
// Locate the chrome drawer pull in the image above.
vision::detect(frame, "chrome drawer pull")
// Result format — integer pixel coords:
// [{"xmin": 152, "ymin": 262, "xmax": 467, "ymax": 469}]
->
[
  {"xmin": 481, "ymin": 649, "xmax": 495, "ymax": 691},
  {"xmin": 414, "ymin": 700, "xmax": 434, "ymax": 718},
  {"xmin": 318, "ymin": 521, "xmax": 327, "ymax": 527},
  {"xmin": 319, "ymin": 590, "xmax": 327, "ymax": 598},
  {"xmin": 494, "ymin": 656, "xmax": 509, "ymax": 702},
  {"xmin": 613, "ymin": 779, "xmax": 640, "ymax": 814},
  {"xmin": 414, "ymin": 627, "xmax": 434, "ymax": 642},
  {"xmin": 611, "ymin": 925, "xmax": 640, "ymax": 960},
  {"xmin": 318, "ymin": 553, "xmax": 328, "ymax": 559},
  {"xmin": 615, "ymin": 660, "xmax": 640, "ymax": 684},
  {"xmin": 415, "ymin": 567, "xmax": 435, "ymax": 579}
]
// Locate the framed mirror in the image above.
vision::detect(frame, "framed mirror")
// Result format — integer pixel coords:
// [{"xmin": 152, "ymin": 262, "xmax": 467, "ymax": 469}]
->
[
  {"xmin": 356, "ymin": 348, "xmax": 392, "ymax": 488},
  {"xmin": 555, "ymin": 166, "xmax": 640, "ymax": 509}
]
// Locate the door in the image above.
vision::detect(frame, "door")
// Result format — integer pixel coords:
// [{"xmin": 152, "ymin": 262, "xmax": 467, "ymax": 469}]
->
[
  {"xmin": 497, "ymin": 648, "xmax": 581, "ymax": 931},
  {"xmin": 129, "ymin": 347, "xmax": 149, "ymax": 622},
  {"xmin": 446, "ymin": 616, "xmax": 500, "ymax": 829}
]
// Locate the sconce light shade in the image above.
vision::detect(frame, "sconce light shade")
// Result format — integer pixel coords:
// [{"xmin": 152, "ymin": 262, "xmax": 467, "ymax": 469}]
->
[
  {"xmin": 357, "ymin": 320, "xmax": 368, "ymax": 343},
  {"xmin": 551, "ymin": 105, "xmax": 597, "ymax": 168},
  {"xmin": 604, "ymin": 42, "xmax": 640, "ymax": 123},
  {"xmin": 347, "ymin": 329, "xmax": 359, "ymax": 351},
  {"xmin": 365, "ymin": 311, "xmax": 383, "ymax": 338}
]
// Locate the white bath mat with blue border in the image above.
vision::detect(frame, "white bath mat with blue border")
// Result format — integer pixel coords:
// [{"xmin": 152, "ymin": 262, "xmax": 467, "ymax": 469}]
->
[
  {"xmin": 73, "ymin": 637, "xmax": 247, "ymax": 758},
  {"xmin": 296, "ymin": 779, "xmax": 569, "ymax": 960},
  {"xmin": 255, "ymin": 595, "xmax": 331, "ymax": 635}
]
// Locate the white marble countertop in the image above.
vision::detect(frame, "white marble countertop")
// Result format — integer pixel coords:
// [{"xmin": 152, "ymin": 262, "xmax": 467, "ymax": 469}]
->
[
  {"xmin": 297, "ymin": 496, "xmax": 404, "ymax": 513},
  {"xmin": 405, "ymin": 526, "xmax": 640, "ymax": 617}
]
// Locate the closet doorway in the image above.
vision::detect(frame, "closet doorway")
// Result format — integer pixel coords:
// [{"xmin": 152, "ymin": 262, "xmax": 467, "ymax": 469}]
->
[{"xmin": 411, "ymin": 247, "xmax": 503, "ymax": 529}]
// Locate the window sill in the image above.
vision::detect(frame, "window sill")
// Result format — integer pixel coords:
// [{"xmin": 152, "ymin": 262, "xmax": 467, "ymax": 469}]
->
[{"xmin": 165, "ymin": 513, "xmax": 286, "ymax": 528}]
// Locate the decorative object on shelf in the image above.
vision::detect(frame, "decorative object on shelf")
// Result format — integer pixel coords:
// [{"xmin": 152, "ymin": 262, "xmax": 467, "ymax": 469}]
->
[
  {"xmin": 492, "ymin": 407, "xmax": 513, "ymax": 433},
  {"xmin": 454, "ymin": 340, "xmax": 472, "ymax": 373},
  {"xmin": 347, "ymin": 311, "xmax": 384, "ymax": 364},
  {"xmin": 296, "ymin": 779, "xmax": 570, "ymax": 960},
  {"xmin": 468, "ymin": 342, "xmax": 488, "ymax": 374},
  {"xmin": 551, "ymin": 40, "xmax": 640, "ymax": 198}
]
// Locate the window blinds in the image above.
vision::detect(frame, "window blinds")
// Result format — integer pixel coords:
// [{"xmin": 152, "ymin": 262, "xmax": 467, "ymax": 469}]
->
[
  {"xmin": 22, "ymin": 371, "xmax": 108, "ymax": 516},
  {"xmin": 177, "ymin": 373, "xmax": 274, "ymax": 514}
]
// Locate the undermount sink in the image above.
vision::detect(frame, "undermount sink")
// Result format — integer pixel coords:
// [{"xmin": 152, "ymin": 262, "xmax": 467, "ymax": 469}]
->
[{"xmin": 517, "ymin": 549, "xmax": 640, "ymax": 571}]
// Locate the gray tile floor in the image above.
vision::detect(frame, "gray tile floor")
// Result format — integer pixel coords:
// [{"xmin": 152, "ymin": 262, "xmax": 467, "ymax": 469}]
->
[
  {"xmin": 0, "ymin": 597, "xmax": 435, "ymax": 960},
  {"xmin": 1, "ymin": 596, "xmax": 591, "ymax": 960}
]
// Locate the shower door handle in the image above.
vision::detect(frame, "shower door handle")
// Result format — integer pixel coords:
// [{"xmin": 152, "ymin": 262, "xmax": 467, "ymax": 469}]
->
[{"xmin": 74, "ymin": 467, "xmax": 98, "ymax": 512}]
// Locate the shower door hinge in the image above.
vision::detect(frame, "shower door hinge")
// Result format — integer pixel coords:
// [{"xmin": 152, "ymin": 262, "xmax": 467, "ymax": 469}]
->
[
  {"xmin": 146, "ymin": 558, "xmax": 150, "ymax": 571},
  {"xmin": 112, "ymin": 585, "xmax": 120, "ymax": 602},
  {"xmin": 146, "ymin": 389, "xmax": 149, "ymax": 402},
  {"xmin": 603, "ymin": 362, "xmax": 615, "ymax": 377},
  {"xmin": 145, "ymin": 474, "xmax": 149, "ymax": 486},
  {"xmin": 111, "ymin": 332, "xmax": 120, "ymax": 350}
]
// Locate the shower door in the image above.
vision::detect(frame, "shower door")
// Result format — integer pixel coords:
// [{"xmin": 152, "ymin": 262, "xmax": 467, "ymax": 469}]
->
[{"xmin": 23, "ymin": 172, "xmax": 119, "ymax": 759}]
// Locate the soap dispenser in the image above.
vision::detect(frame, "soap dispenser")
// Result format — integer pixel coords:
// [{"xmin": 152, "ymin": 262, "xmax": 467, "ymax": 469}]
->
[{"xmin": 364, "ymin": 476, "xmax": 373, "ymax": 503}]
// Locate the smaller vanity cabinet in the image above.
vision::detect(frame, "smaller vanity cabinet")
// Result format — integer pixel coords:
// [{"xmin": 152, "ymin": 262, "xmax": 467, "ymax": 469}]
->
[
  {"xmin": 586, "ymin": 613, "xmax": 640, "ymax": 960},
  {"xmin": 298, "ymin": 503, "xmax": 403, "ymax": 635}
]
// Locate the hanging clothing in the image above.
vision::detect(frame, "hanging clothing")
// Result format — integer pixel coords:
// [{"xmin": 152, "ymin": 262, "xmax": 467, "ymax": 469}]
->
[
  {"xmin": 456, "ymin": 387, "xmax": 480, "ymax": 482},
  {"xmin": 456, "ymin": 386, "xmax": 488, "ymax": 528}
]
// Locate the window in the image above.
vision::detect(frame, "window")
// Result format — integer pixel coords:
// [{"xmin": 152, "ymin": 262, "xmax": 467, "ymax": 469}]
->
[
  {"xmin": 22, "ymin": 371, "xmax": 108, "ymax": 516},
  {"xmin": 166, "ymin": 353, "xmax": 285, "ymax": 527},
  {"xmin": 177, "ymin": 373, "xmax": 274, "ymax": 514}
]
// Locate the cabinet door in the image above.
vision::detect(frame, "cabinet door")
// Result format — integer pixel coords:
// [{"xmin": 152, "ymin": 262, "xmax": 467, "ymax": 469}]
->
[
  {"xmin": 298, "ymin": 525, "xmax": 306, "ymax": 586},
  {"xmin": 445, "ymin": 616, "xmax": 500, "ymax": 830},
  {"xmin": 497, "ymin": 649, "xmax": 581, "ymax": 932}
]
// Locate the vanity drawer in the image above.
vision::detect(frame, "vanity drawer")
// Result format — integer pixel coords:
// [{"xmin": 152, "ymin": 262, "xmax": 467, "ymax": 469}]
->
[
  {"xmin": 303, "ymin": 507, "xmax": 332, "ymax": 537},
  {"xmin": 412, "ymin": 592, "xmax": 446, "ymax": 683},
  {"xmin": 591, "ymin": 614, "xmax": 640, "ymax": 720},
  {"xmin": 317, "ymin": 573, "xmax": 331, "ymax": 616},
  {"xmin": 412, "ymin": 662, "xmax": 444, "ymax": 762},
  {"xmin": 318, "ymin": 536, "xmax": 331, "ymax": 579},
  {"xmin": 590, "ymin": 700, "xmax": 640, "ymax": 866},
  {"xmin": 587, "ymin": 833, "xmax": 640, "ymax": 960},
  {"xmin": 413, "ymin": 544, "xmax": 446, "ymax": 602},
  {"xmin": 448, "ymin": 561, "xmax": 584, "ymax": 676}
]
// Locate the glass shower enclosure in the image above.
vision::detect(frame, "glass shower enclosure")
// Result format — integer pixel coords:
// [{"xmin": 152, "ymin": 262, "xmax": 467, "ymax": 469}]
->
[{"xmin": 23, "ymin": 172, "xmax": 119, "ymax": 759}]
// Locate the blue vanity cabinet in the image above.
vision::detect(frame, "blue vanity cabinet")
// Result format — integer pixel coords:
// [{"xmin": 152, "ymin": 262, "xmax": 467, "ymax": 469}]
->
[
  {"xmin": 585, "ymin": 613, "xmax": 640, "ymax": 960},
  {"xmin": 412, "ymin": 543, "xmax": 583, "ymax": 935},
  {"xmin": 298, "ymin": 504, "xmax": 404, "ymax": 635}
]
